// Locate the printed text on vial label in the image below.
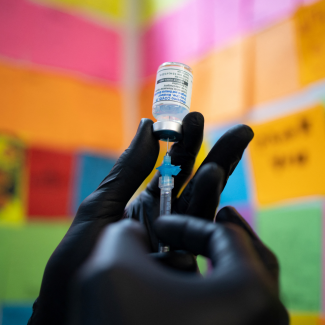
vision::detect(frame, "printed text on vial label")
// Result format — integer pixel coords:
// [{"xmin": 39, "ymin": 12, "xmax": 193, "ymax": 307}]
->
[{"xmin": 153, "ymin": 68, "xmax": 193, "ymax": 109}]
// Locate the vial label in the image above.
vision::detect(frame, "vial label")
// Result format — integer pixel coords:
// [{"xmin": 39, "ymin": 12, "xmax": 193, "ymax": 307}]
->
[{"xmin": 153, "ymin": 67, "xmax": 193, "ymax": 111}]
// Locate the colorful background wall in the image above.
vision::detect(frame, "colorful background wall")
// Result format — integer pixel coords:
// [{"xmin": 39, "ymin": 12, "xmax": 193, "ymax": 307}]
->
[{"xmin": 1, "ymin": 0, "xmax": 325, "ymax": 324}]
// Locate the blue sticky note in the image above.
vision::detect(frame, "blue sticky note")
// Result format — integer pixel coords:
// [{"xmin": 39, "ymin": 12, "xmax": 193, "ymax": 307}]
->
[
  {"xmin": 206, "ymin": 126, "xmax": 250, "ymax": 205},
  {"xmin": 1, "ymin": 305, "xmax": 33, "ymax": 325},
  {"xmin": 219, "ymin": 155, "xmax": 250, "ymax": 205},
  {"xmin": 73, "ymin": 153, "xmax": 116, "ymax": 212}
]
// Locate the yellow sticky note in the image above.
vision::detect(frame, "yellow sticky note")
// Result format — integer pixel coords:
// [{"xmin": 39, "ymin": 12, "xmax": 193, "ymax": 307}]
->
[
  {"xmin": 295, "ymin": 0, "xmax": 325, "ymax": 85},
  {"xmin": 249, "ymin": 105, "xmax": 325, "ymax": 205},
  {"xmin": 253, "ymin": 19, "xmax": 300, "ymax": 105},
  {"xmin": 193, "ymin": 140, "xmax": 210, "ymax": 172},
  {"xmin": 35, "ymin": 0, "xmax": 125, "ymax": 21},
  {"xmin": 290, "ymin": 314, "xmax": 321, "ymax": 325},
  {"xmin": 0, "ymin": 134, "xmax": 25, "ymax": 224},
  {"xmin": 191, "ymin": 39, "xmax": 252, "ymax": 124}
]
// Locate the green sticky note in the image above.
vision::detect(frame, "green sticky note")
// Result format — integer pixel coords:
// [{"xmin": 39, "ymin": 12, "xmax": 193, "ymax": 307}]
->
[
  {"xmin": 257, "ymin": 202, "xmax": 322, "ymax": 312},
  {"xmin": 2, "ymin": 222, "xmax": 70, "ymax": 302},
  {"xmin": 0, "ymin": 227, "xmax": 14, "ymax": 301}
]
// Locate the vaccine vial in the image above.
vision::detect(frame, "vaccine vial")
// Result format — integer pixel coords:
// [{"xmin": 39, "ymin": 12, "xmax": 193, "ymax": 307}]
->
[{"xmin": 152, "ymin": 62, "xmax": 193, "ymax": 142}]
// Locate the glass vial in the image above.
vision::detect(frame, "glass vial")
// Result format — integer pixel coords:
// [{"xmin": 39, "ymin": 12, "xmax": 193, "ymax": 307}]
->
[
  {"xmin": 153, "ymin": 62, "xmax": 193, "ymax": 123},
  {"xmin": 152, "ymin": 62, "xmax": 193, "ymax": 142}
]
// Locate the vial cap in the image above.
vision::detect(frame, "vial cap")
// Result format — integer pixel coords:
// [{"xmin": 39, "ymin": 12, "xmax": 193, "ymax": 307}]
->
[{"xmin": 153, "ymin": 121, "xmax": 182, "ymax": 142}]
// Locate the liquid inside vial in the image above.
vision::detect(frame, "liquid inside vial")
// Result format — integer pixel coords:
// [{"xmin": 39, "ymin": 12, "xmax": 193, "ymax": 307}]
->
[
  {"xmin": 152, "ymin": 103, "xmax": 189, "ymax": 123},
  {"xmin": 152, "ymin": 62, "xmax": 193, "ymax": 124}
]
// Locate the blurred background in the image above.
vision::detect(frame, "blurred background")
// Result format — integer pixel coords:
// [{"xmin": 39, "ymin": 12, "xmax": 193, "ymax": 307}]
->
[{"xmin": 0, "ymin": 0, "xmax": 325, "ymax": 323}]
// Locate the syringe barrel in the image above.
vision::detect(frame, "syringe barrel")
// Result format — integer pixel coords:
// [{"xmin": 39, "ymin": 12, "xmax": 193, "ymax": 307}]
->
[
  {"xmin": 160, "ymin": 189, "xmax": 172, "ymax": 216},
  {"xmin": 159, "ymin": 176, "xmax": 174, "ymax": 216}
]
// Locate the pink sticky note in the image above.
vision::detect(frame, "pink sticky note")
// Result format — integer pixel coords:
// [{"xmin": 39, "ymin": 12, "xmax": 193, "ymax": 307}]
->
[
  {"xmin": 141, "ymin": 0, "xmax": 247, "ymax": 78},
  {"xmin": 141, "ymin": 0, "xmax": 200, "ymax": 78},
  {"xmin": 0, "ymin": 0, "xmax": 31, "ymax": 59},
  {"xmin": 0, "ymin": 0, "xmax": 122, "ymax": 82}
]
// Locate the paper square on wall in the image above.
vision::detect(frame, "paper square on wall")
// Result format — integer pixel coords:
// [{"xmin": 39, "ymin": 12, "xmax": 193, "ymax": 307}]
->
[
  {"xmin": 249, "ymin": 105, "xmax": 325, "ymax": 205},
  {"xmin": 73, "ymin": 153, "xmax": 116, "ymax": 212},
  {"xmin": 191, "ymin": 39, "xmax": 252, "ymax": 124},
  {"xmin": 0, "ymin": 134, "xmax": 25, "ymax": 224},
  {"xmin": 253, "ymin": 19, "xmax": 300, "ymax": 106},
  {"xmin": 257, "ymin": 202, "xmax": 322, "ymax": 312},
  {"xmin": 295, "ymin": 0, "xmax": 325, "ymax": 86},
  {"xmin": 0, "ymin": 223, "xmax": 70, "ymax": 301},
  {"xmin": 26, "ymin": 147, "xmax": 75, "ymax": 218}
]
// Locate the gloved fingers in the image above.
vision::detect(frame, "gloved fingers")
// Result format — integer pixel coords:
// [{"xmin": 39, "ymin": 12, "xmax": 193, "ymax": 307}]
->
[
  {"xmin": 180, "ymin": 163, "xmax": 224, "ymax": 221},
  {"xmin": 146, "ymin": 112, "xmax": 204, "ymax": 199},
  {"xmin": 154, "ymin": 215, "xmax": 259, "ymax": 270},
  {"xmin": 150, "ymin": 251, "xmax": 199, "ymax": 273},
  {"xmin": 216, "ymin": 207, "xmax": 280, "ymax": 288},
  {"xmin": 175, "ymin": 124, "xmax": 253, "ymax": 214},
  {"xmin": 81, "ymin": 220, "xmax": 150, "ymax": 277},
  {"xmin": 215, "ymin": 206, "xmax": 258, "ymax": 239},
  {"xmin": 77, "ymin": 119, "xmax": 159, "ymax": 220}
]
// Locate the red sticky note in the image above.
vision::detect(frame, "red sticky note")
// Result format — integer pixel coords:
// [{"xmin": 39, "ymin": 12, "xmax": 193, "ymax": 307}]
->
[{"xmin": 27, "ymin": 147, "xmax": 74, "ymax": 218}]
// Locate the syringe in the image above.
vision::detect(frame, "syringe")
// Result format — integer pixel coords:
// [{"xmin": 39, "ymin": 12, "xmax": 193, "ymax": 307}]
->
[{"xmin": 156, "ymin": 139, "xmax": 181, "ymax": 253}]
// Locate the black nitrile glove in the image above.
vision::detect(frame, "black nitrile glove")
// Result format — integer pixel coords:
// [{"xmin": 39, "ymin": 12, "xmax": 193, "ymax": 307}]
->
[
  {"xmin": 127, "ymin": 112, "xmax": 254, "ymax": 251},
  {"xmin": 68, "ymin": 212, "xmax": 289, "ymax": 325},
  {"xmin": 215, "ymin": 206, "xmax": 280, "ymax": 295},
  {"xmin": 28, "ymin": 112, "xmax": 253, "ymax": 325}
]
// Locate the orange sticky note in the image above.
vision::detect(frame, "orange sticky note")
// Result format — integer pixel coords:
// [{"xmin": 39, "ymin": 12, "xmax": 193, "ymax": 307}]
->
[
  {"xmin": 253, "ymin": 19, "xmax": 300, "ymax": 106},
  {"xmin": 290, "ymin": 314, "xmax": 321, "ymax": 325},
  {"xmin": 295, "ymin": 0, "xmax": 325, "ymax": 86},
  {"xmin": 0, "ymin": 63, "xmax": 124, "ymax": 152},
  {"xmin": 139, "ymin": 77, "xmax": 156, "ymax": 120},
  {"xmin": 249, "ymin": 105, "xmax": 325, "ymax": 206},
  {"xmin": 191, "ymin": 39, "xmax": 252, "ymax": 125}
]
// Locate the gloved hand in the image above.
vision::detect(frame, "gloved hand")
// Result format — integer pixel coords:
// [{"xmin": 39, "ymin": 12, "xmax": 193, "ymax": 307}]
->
[
  {"xmin": 127, "ymin": 112, "xmax": 254, "ymax": 251},
  {"xmin": 215, "ymin": 206, "xmax": 280, "ymax": 296},
  {"xmin": 68, "ymin": 209, "xmax": 289, "ymax": 325},
  {"xmin": 28, "ymin": 112, "xmax": 253, "ymax": 325}
]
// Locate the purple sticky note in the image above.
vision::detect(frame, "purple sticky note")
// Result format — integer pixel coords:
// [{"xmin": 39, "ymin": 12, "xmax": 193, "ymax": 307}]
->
[
  {"xmin": 246, "ymin": 0, "xmax": 300, "ymax": 31},
  {"xmin": 0, "ymin": 0, "xmax": 122, "ymax": 82},
  {"xmin": 323, "ymin": 202, "xmax": 325, "ymax": 313},
  {"xmin": 302, "ymin": 0, "xmax": 319, "ymax": 4},
  {"xmin": 235, "ymin": 204, "xmax": 256, "ymax": 231},
  {"xmin": 217, "ymin": 203, "xmax": 255, "ymax": 230}
]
